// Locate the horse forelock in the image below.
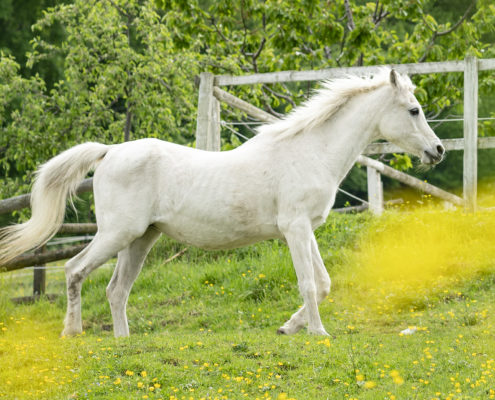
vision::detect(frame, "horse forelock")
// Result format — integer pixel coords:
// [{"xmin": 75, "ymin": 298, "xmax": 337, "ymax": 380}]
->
[{"xmin": 257, "ymin": 68, "xmax": 412, "ymax": 139}]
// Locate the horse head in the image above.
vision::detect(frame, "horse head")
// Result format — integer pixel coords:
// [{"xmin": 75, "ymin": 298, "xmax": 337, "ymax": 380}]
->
[{"xmin": 377, "ymin": 69, "xmax": 445, "ymax": 165}]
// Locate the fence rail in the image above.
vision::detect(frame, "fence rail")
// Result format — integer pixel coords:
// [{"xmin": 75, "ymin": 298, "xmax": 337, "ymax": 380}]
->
[
  {"xmin": 215, "ymin": 58, "xmax": 495, "ymax": 86},
  {"xmin": 0, "ymin": 178, "xmax": 93, "ymax": 215},
  {"xmin": 2, "ymin": 244, "xmax": 88, "ymax": 273}
]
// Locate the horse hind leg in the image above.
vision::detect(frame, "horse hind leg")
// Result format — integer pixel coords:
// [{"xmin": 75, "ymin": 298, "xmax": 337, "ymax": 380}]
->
[
  {"xmin": 106, "ymin": 226, "xmax": 161, "ymax": 337},
  {"xmin": 62, "ymin": 230, "xmax": 142, "ymax": 337}
]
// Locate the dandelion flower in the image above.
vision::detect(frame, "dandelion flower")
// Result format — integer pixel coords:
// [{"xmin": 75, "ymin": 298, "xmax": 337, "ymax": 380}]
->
[{"xmin": 364, "ymin": 381, "xmax": 377, "ymax": 389}]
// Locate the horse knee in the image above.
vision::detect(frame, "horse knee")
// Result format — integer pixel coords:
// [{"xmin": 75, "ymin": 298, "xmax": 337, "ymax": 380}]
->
[
  {"xmin": 65, "ymin": 263, "xmax": 83, "ymax": 299},
  {"xmin": 298, "ymin": 279, "xmax": 317, "ymax": 301},
  {"xmin": 106, "ymin": 280, "xmax": 127, "ymax": 311},
  {"xmin": 106, "ymin": 282, "xmax": 119, "ymax": 305}
]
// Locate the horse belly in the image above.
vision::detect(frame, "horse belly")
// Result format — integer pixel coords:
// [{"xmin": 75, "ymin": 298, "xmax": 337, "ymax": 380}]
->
[{"xmin": 154, "ymin": 209, "xmax": 281, "ymax": 250}]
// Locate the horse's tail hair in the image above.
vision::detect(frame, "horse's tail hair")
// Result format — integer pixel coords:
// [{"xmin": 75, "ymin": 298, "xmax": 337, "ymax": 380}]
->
[{"xmin": 0, "ymin": 142, "xmax": 109, "ymax": 266}]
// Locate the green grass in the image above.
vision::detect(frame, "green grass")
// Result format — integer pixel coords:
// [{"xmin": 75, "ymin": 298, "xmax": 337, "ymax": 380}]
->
[{"xmin": 1, "ymin": 211, "xmax": 495, "ymax": 400}]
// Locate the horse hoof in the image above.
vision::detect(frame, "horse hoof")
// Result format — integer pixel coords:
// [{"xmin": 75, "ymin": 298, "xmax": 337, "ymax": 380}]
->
[{"xmin": 61, "ymin": 327, "xmax": 82, "ymax": 337}]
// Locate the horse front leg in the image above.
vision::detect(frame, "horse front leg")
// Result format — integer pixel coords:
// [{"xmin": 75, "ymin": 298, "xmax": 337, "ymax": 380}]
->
[
  {"xmin": 277, "ymin": 235, "xmax": 331, "ymax": 335},
  {"xmin": 278, "ymin": 220, "xmax": 329, "ymax": 336}
]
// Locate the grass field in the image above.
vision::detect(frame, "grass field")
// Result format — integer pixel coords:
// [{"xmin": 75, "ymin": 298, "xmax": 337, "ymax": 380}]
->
[{"xmin": 1, "ymin": 192, "xmax": 495, "ymax": 400}]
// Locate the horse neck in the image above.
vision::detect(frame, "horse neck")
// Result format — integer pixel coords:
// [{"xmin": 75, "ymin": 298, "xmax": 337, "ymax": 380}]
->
[{"xmin": 285, "ymin": 88, "xmax": 388, "ymax": 183}]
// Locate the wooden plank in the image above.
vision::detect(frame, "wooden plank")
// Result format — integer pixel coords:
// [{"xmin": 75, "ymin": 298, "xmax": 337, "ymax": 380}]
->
[
  {"xmin": 209, "ymin": 95, "xmax": 221, "ymax": 151},
  {"xmin": 215, "ymin": 59, "xmax": 474, "ymax": 86},
  {"xmin": 363, "ymin": 137, "xmax": 495, "ymax": 155},
  {"xmin": 0, "ymin": 244, "xmax": 88, "ymax": 272},
  {"xmin": 33, "ymin": 247, "xmax": 46, "ymax": 296},
  {"xmin": 332, "ymin": 198, "xmax": 403, "ymax": 214},
  {"xmin": 11, "ymin": 293, "xmax": 58, "ymax": 305},
  {"xmin": 463, "ymin": 56, "xmax": 478, "ymax": 212},
  {"xmin": 58, "ymin": 223, "xmax": 97, "ymax": 234},
  {"xmin": 196, "ymin": 72, "xmax": 213, "ymax": 150},
  {"xmin": 479, "ymin": 58, "xmax": 495, "ymax": 71},
  {"xmin": 213, "ymin": 87, "xmax": 278, "ymax": 123},
  {"xmin": 33, "ymin": 268, "xmax": 46, "ymax": 295},
  {"xmin": 357, "ymin": 156, "xmax": 464, "ymax": 206},
  {"xmin": 367, "ymin": 167, "xmax": 384, "ymax": 215},
  {"xmin": 0, "ymin": 178, "xmax": 93, "ymax": 215},
  {"xmin": 196, "ymin": 72, "xmax": 221, "ymax": 151}
]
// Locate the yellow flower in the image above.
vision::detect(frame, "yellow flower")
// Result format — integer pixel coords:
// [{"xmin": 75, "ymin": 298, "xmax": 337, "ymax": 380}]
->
[
  {"xmin": 393, "ymin": 376, "xmax": 404, "ymax": 385},
  {"xmin": 113, "ymin": 378, "xmax": 121, "ymax": 385},
  {"xmin": 141, "ymin": 370, "xmax": 147, "ymax": 377},
  {"xmin": 137, "ymin": 382, "xmax": 144, "ymax": 388},
  {"xmin": 364, "ymin": 381, "xmax": 377, "ymax": 389},
  {"xmin": 125, "ymin": 370, "xmax": 134, "ymax": 376}
]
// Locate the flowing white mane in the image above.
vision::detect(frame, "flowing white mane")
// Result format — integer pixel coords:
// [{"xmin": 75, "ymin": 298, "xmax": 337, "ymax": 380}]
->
[{"xmin": 257, "ymin": 68, "xmax": 415, "ymax": 138}]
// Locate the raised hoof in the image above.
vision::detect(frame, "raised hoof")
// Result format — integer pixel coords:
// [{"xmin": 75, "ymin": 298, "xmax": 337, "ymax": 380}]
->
[{"xmin": 277, "ymin": 323, "xmax": 305, "ymax": 335}]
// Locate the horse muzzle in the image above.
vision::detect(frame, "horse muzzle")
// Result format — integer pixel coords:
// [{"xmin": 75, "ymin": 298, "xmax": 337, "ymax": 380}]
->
[{"xmin": 422, "ymin": 144, "xmax": 445, "ymax": 165}]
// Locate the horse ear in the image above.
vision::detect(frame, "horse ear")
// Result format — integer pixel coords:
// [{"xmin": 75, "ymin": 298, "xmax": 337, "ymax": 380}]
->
[{"xmin": 390, "ymin": 69, "xmax": 399, "ymax": 88}]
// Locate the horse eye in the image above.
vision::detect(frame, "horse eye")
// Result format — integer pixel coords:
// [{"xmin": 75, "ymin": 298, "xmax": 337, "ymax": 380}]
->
[{"xmin": 409, "ymin": 108, "xmax": 419, "ymax": 116}]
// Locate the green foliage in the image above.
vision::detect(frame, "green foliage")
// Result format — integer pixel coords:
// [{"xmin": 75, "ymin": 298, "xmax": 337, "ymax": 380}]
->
[
  {"xmin": 0, "ymin": 0, "xmax": 68, "ymax": 88},
  {"xmin": 1, "ymin": 0, "xmax": 495, "ymax": 203},
  {"xmin": 389, "ymin": 153, "xmax": 413, "ymax": 171},
  {"xmin": 1, "ymin": 0, "xmax": 201, "ymax": 199}
]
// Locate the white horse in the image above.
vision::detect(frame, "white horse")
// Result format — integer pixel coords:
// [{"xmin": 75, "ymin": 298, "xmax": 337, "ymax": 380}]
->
[{"xmin": 0, "ymin": 69, "xmax": 444, "ymax": 337}]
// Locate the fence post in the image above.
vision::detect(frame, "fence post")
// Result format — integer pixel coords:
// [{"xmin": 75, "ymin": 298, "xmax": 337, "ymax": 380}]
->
[
  {"xmin": 33, "ymin": 246, "xmax": 46, "ymax": 296},
  {"xmin": 367, "ymin": 166, "xmax": 383, "ymax": 215},
  {"xmin": 196, "ymin": 72, "xmax": 221, "ymax": 151},
  {"xmin": 463, "ymin": 56, "xmax": 478, "ymax": 213}
]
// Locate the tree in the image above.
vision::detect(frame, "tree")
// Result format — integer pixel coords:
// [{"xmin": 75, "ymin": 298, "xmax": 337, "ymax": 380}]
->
[
  {"xmin": 1, "ymin": 0, "xmax": 200, "ymax": 198},
  {"xmin": 0, "ymin": 0, "xmax": 70, "ymax": 88}
]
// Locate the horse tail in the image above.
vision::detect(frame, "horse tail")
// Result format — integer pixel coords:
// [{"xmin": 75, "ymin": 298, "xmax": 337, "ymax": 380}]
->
[{"xmin": 0, "ymin": 142, "xmax": 110, "ymax": 265}]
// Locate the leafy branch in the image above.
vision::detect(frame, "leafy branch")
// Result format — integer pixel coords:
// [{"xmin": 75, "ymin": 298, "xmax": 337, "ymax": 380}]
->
[{"xmin": 418, "ymin": 0, "xmax": 477, "ymax": 62}]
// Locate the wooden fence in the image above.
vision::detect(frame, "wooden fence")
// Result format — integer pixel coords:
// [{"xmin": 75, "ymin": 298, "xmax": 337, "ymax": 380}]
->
[{"xmin": 196, "ymin": 56, "xmax": 495, "ymax": 214}]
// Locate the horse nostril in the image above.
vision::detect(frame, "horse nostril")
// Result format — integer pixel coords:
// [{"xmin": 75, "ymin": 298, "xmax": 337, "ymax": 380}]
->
[{"xmin": 436, "ymin": 144, "xmax": 445, "ymax": 156}]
